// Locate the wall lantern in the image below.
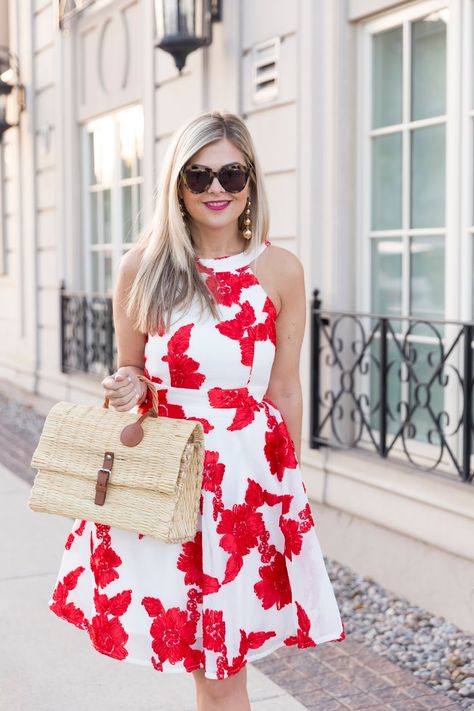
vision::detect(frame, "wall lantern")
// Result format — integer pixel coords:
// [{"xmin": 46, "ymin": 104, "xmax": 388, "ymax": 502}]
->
[
  {"xmin": 0, "ymin": 48, "xmax": 25, "ymax": 141},
  {"xmin": 154, "ymin": 0, "xmax": 222, "ymax": 73}
]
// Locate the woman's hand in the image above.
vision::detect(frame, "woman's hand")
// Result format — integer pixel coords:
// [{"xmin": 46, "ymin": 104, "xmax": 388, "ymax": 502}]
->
[{"xmin": 101, "ymin": 366, "xmax": 147, "ymax": 412}]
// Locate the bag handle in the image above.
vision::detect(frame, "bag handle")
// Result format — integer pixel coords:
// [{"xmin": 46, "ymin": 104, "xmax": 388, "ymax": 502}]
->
[{"xmin": 102, "ymin": 373, "xmax": 160, "ymax": 416}]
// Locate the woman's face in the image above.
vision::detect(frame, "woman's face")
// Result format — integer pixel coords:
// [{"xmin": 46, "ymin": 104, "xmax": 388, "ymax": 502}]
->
[{"xmin": 178, "ymin": 138, "xmax": 251, "ymax": 239}]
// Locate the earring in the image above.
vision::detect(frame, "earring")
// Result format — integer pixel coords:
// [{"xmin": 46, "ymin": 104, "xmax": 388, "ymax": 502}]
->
[
  {"xmin": 242, "ymin": 198, "xmax": 252, "ymax": 240},
  {"xmin": 179, "ymin": 198, "xmax": 187, "ymax": 221}
]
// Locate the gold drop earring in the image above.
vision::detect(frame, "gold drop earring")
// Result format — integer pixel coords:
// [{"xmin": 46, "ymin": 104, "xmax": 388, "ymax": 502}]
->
[
  {"xmin": 242, "ymin": 197, "xmax": 252, "ymax": 240},
  {"xmin": 179, "ymin": 198, "xmax": 187, "ymax": 222}
]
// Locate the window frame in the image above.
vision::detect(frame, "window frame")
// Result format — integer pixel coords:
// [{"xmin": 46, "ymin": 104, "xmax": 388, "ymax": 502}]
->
[
  {"xmin": 81, "ymin": 103, "xmax": 144, "ymax": 296},
  {"xmin": 356, "ymin": 0, "xmax": 459, "ymax": 320},
  {"xmin": 354, "ymin": 0, "xmax": 464, "ymax": 469}
]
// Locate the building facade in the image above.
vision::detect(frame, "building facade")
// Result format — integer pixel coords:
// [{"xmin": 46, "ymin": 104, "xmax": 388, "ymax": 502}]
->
[{"xmin": 1, "ymin": 0, "xmax": 474, "ymax": 631}]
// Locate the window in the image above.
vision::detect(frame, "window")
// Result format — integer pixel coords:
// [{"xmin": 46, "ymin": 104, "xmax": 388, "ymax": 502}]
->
[
  {"xmin": 358, "ymin": 2, "xmax": 456, "ymax": 456},
  {"xmin": 368, "ymin": 7, "xmax": 447, "ymax": 322},
  {"xmin": 83, "ymin": 104, "xmax": 144, "ymax": 295}
]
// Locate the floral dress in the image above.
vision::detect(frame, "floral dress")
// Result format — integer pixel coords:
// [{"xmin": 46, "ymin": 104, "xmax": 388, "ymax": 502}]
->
[{"xmin": 48, "ymin": 238, "xmax": 345, "ymax": 679}]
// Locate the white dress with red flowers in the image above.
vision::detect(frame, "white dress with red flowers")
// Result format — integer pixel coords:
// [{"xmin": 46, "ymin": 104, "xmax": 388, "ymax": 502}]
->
[{"xmin": 48, "ymin": 238, "xmax": 345, "ymax": 679}]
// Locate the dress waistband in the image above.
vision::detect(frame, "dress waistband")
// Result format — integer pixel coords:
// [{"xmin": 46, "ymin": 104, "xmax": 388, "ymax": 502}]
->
[{"xmin": 148, "ymin": 384, "xmax": 268, "ymax": 409}]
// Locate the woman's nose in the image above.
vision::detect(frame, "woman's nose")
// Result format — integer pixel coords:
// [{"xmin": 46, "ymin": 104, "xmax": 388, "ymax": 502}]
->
[{"xmin": 208, "ymin": 175, "xmax": 225, "ymax": 192}]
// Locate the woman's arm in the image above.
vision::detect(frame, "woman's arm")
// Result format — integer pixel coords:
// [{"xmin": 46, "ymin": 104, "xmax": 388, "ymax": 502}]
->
[
  {"xmin": 101, "ymin": 247, "xmax": 148, "ymax": 410},
  {"xmin": 263, "ymin": 248, "xmax": 306, "ymax": 462}
]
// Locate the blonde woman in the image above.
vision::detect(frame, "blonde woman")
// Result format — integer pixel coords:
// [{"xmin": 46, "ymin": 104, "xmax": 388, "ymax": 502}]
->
[{"xmin": 48, "ymin": 110, "xmax": 345, "ymax": 710}]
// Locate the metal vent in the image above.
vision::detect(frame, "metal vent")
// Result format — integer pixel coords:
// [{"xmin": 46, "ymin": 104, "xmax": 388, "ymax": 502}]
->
[{"xmin": 251, "ymin": 37, "xmax": 280, "ymax": 104}]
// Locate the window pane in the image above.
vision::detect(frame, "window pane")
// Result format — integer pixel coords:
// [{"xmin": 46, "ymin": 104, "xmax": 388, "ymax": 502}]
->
[
  {"xmin": 91, "ymin": 251, "xmax": 100, "ymax": 293},
  {"xmin": 104, "ymin": 252, "xmax": 113, "ymax": 294},
  {"xmin": 371, "ymin": 133, "xmax": 402, "ymax": 230},
  {"xmin": 88, "ymin": 116, "xmax": 114, "ymax": 185},
  {"xmin": 372, "ymin": 26, "xmax": 403, "ymax": 129},
  {"xmin": 88, "ymin": 131, "xmax": 96, "ymax": 185},
  {"xmin": 411, "ymin": 14, "xmax": 447, "ymax": 121},
  {"xmin": 137, "ymin": 184, "xmax": 142, "ymax": 231},
  {"xmin": 410, "ymin": 235, "xmax": 444, "ymax": 320},
  {"xmin": 103, "ymin": 189, "xmax": 112, "ymax": 243},
  {"xmin": 411, "ymin": 124, "xmax": 445, "ymax": 228},
  {"xmin": 90, "ymin": 192, "xmax": 98, "ymax": 245},
  {"xmin": 122, "ymin": 185, "xmax": 133, "ymax": 242},
  {"xmin": 119, "ymin": 105, "xmax": 144, "ymax": 179},
  {"xmin": 371, "ymin": 238, "xmax": 403, "ymax": 316}
]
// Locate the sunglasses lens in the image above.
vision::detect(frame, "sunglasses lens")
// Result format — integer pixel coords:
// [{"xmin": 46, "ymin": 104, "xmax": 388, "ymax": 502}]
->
[
  {"xmin": 219, "ymin": 166, "xmax": 249, "ymax": 192},
  {"xmin": 184, "ymin": 168, "xmax": 212, "ymax": 193}
]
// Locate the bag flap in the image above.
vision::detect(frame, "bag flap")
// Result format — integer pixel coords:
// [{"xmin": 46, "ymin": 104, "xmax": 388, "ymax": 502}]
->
[{"xmin": 30, "ymin": 401, "xmax": 204, "ymax": 495}]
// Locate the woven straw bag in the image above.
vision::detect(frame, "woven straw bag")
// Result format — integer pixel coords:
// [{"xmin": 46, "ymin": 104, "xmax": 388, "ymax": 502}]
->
[{"xmin": 27, "ymin": 375, "xmax": 205, "ymax": 543}]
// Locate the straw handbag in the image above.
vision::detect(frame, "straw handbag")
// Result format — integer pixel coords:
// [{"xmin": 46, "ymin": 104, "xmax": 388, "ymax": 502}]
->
[{"xmin": 27, "ymin": 375, "xmax": 205, "ymax": 543}]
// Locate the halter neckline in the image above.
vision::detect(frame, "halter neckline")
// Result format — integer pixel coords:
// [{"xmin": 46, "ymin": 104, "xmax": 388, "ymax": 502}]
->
[{"xmin": 195, "ymin": 239, "xmax": 271, "ymax": 271}]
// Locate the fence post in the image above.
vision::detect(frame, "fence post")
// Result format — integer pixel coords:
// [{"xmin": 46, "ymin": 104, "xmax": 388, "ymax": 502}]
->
[
  {"xmin": 379, "ymin": 317, "xmax": 388, "ymax": 458},
  {"xmin": 310, "ymin": 288, "xmax": 322, "ymax": 448},
  {"xmin": 462, "ymin": 324, "xmax": 473, "ymax": 482}
]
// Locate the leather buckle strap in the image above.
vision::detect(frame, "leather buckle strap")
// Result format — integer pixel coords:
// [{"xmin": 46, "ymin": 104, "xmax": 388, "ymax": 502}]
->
[{"xmin": 95, "ymin": 451, "xmax": 114, "ymax": 506}]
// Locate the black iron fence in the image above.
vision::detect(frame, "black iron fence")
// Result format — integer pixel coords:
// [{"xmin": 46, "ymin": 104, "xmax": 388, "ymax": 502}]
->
[
  {"xmin": 310, "ymin": 289, "xmax": 474, "ymax": 484},
  {"xmin": 60, "ymin": 282, "xmax": 116, "ymax": 376}
]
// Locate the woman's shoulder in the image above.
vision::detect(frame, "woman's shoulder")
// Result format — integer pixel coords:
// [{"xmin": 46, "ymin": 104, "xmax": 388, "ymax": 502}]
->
[
  {"xmin": 118, "ymin": 245, "xmax": 144, "ymax": 280},
  {"xmin": 264, "ymin": 242, "xmax": 304, "ymax": 281}
]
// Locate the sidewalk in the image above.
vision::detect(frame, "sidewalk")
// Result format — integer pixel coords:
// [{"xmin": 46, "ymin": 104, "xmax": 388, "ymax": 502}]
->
[{"xmin": 0, "ymin": 463, "xmax": 305, "ymax": 711}]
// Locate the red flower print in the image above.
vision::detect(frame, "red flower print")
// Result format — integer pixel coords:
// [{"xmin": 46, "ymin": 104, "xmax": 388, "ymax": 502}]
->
[
  {"xmin": 284, "ymin": 601, "xmax": 317, "ymax": 648},
  {"xmin": 201, "ymin": 450, "xmax": 225, "ymax": 493},
  {"xmin": 177, "ymin": 531, "xmax": 220, "ymax": 594},
  {"xmin": 239, "ymin": 628, "xmax": 277, "ymax": 656},
  {"xmin": 264, "ymin": 420, "xmax": 298, "ymax": 481},
  {"xmin": 217, "ymin": 503, "xmax": 265, "ymax": 557},
  {"xmin": 142, "ymin": 596, "xmax": 198, "ymax": 666},
  {"xmin": 93, "ymin": 588, "xmax": 132, "ymax": 617},
  {"xmin": 254, "ymin": 552, "xmax": 292, "ymax": 610},
  {"xmin": 50, "ymin": 566, "xmax": 87, "ymax": 630},
  {"xmin": 152, "ymin": 389, "xmax": 214, "ymax": 433},
  {"xmin": 65, "ymin": 519, "xmax": 86, "ymax": 550},
  {"xmin": 183, "ymin": 647, "xmax": 206, "ymax": 672},
  {"xmin": 203, "ymin": 609, "xmax": 226, "ymax": 653},
  {"xmin": 202, "ymin": 269, "xmax": 256, "ymax": 307},
  {"xmin": 89, "ymin": 613, "xmax": 129, "ymax": 660},
  {"xmin": 244, "ymin": 478, "xmax": 265, "ymax": 508},
  {"xmin": 90, "ymin": 540, "xmax": 122, "ymax": 588},
  {"xmin": 161, "ymin": 323, "xmax": 206, "ymax": 388},
  {"xmin": 335, "ymin": 621, "xmax": 346, "ymax": 642},
  {"xmin": 298, "ymin": 502, "xmax": 315, "ymax": 532},
  {"xmin": 279, "ymin": 515, "xmax": 303, "ymax": 560},
  {"xmin": 262, "ymin": 296, "xmax": 277, "ymax": 344},
  {"xmin": 222, "ymin": 553, "xmax": 244, "ymax": 585},
  {"xmin": 216, "ymin": 301, "xmax": 256, "ymax": 341},
  {"xmin": 208, "ymin": 387, "xmax": 261, "ymax": 431}
]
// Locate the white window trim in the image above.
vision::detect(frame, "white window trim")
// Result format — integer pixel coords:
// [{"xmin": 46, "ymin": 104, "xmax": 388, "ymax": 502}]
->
[
  {"xmin": 461, "ymin": 0, "xmax": 474, "ymax": 322},
  {"xmin": 0, "ymin": 142, "xmax": 5, "ymax": 275}
]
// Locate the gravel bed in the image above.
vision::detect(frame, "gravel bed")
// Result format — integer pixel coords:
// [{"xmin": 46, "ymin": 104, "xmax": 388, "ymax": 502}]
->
[
  {"xmin": 0, "ymin": 392, "xmax": 46, "ymax": 439},
  {"xmin": 2, "ymin": 390, "xmax": 473, "ymax": 708},
  {"xmin": 327, "ymin": 558, "xmax": 474, "ymax": 708}
]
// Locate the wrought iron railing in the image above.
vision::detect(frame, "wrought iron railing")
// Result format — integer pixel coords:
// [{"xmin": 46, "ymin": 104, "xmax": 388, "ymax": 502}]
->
[
  {"xmin": 310, "ymin": 289, "xmax": 474, "ymax": 484},
  {"xmin": 60, "ymin": 282, "xmax": 116, "ymax": 376}
]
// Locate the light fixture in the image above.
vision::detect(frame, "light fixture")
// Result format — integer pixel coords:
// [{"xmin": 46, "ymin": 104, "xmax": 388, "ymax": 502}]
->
[
  {"xmin": 0, "ymin": 47, "xmax": 25, "ymax": 140},
  {"xmin": 154, "ymin": 0, "xmax": 222, "ymax": 73}
]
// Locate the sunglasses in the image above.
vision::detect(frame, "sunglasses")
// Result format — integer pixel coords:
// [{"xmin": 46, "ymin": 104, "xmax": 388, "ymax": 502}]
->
[{"xmin": 180, "ymin": 162, "xmax": 252, "ymax": 194}]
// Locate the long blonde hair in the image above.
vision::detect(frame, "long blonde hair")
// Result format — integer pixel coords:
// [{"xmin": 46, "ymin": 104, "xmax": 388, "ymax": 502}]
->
[{"xmin": 126, "ymin": 110, "xmax": 270, "ymax": 335}]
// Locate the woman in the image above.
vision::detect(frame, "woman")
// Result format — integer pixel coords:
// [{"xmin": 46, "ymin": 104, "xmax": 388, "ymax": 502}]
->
[{"xmin": 48, "ymin": 110, "xmax": 345, "ymax": 710}]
